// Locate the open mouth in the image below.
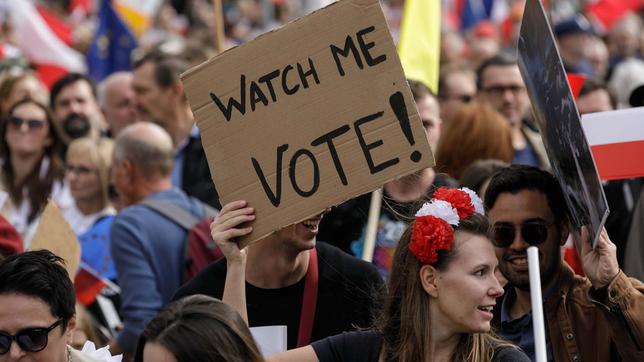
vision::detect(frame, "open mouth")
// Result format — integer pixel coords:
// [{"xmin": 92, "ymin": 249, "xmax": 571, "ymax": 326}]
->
[
  {"xmin": 477, "ymin": 305, "xmax": 494, "ymax": 313},
  {"xmin": 508, "ymin": 256, "xmax": 528, "ymax": 266},
  {"xmin": 302, "ymin": 218, "xmax": 321, "ymax": 231}
]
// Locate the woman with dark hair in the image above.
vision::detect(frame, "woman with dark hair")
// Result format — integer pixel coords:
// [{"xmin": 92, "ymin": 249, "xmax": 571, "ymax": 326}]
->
[
  {"xmin": 139, "ymin": 294, "xmax": 264, "ymax": 362},
  {"xmin": 0, "ymin": 98, "xmax": 72, "ymax": 246},
  {"xmin": 217, "ymin": 188, "xmax": 529, "ymax": 362}
]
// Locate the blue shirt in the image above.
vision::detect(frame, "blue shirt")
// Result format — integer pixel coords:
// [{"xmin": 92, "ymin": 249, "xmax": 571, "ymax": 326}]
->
[
  {"xmin": 499, "ymin": 288, "xmax": 554, "ymax": 362},
  {"xmin": 513, "ymin": 142, "xmax": 540, "ymax": 167},
  {"xmin": 110, "ymin": 188, "xmax": 203, "ymax": 353}
]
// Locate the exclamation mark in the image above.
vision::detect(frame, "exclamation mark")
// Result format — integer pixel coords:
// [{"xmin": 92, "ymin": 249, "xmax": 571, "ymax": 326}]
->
[{"xmin": 389, "ymin": 91, "xmax": 422, "ymax": 162}]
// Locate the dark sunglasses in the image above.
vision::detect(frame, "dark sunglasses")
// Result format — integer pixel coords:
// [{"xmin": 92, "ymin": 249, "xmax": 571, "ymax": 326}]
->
[
  {"xmin": 7, "ymin": 116, "xmax": 46, "ymax": 130},
  {"xmin": 0, "ymin": 319, "xmax": 64, "ymax": 354},
  {"xmin": 491, "ymin": 221, "xmax": 554, "ymax": 248}
]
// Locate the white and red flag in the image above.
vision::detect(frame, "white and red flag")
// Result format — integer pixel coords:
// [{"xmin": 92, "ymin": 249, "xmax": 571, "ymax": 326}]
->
[
  {"xmin": 582, "ymin": 107, "xmax": 644, "ymax": 181},
  {"xmin": 4, "ymin": 0, "xmax": 86, "ymax": 87}
]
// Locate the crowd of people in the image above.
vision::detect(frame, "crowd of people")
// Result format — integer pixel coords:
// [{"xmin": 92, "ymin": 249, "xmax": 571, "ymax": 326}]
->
[{"xmin": 1, "ymin": 0, "xmax": 644, "ymax": 361}]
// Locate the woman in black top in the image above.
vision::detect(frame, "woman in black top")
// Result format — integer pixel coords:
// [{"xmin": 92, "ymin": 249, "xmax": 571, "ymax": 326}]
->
[{"xmin": 266, "ymin": 188, "xmax": 530, "ymax": 362}]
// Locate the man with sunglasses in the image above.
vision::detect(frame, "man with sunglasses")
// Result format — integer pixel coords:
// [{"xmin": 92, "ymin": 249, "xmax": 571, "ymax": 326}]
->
[
  {"xmin": 485, "ymin": 165, "xmax": 644, "ymax": 362},
  {"xmin": 0, "ymin": 250, "xmax": 103, "ymax": 361}
]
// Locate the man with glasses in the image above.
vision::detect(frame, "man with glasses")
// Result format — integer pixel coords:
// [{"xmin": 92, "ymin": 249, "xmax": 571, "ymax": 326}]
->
[
  {"xmin": 0, "ymin": 250, "xmax": 102, "ymax": 361},
  {"xmin": 476, "ymin": 54, "xmax": 549, "ymax": 169},
  {"xmin": 484, "ymin": 165, "xmax": 644, "ymax": 362},
  {"xmin": 437, "ymin": 62, "xmax": 476, "ymax": 124}
]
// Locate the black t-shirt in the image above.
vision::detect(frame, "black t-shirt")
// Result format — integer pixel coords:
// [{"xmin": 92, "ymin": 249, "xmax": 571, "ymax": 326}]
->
[
  {"xmin": 312, "ymin": 330, "xmax": 531, "ymax": 362},
  {"xmin": 173, "ymin": 242, "xmax": 384, "ymax": 349}
]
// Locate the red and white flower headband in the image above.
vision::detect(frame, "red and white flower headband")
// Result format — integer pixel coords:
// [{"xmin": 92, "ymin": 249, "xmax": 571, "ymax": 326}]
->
[{"xmin": 409, "ymin": 187, "xmax": 484, "ymax": 264}]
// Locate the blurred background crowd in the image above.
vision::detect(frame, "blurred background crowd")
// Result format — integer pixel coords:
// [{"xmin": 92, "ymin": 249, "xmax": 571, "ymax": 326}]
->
[{"xmin": 1, "ymin": 0, "xmax": 644, "ymax": 359}]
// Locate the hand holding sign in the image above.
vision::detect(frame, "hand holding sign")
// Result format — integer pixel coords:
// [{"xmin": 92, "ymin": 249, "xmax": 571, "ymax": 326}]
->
[
  {"xmin": 210, "ymin": 200, "xmax": 253, "ymax": 263},
  {"xmin": 574, "ymin": 226, "xmax": 619, "ymax": 289},
  {"xmin": 183, "ymin": 0, "xmax": 434, "ymax": 246}
]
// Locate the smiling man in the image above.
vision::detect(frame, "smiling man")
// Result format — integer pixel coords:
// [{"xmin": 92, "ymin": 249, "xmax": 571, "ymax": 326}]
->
[
  {"xmin": 485, "ymin": 165, "xmax": 644, "ymax": 362},
  {"xmin": 173, "ymin": 200, "xmax": 384, "ymax": 351}
]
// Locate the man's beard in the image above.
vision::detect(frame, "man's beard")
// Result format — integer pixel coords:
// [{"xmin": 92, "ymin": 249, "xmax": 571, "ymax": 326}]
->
[
  {"xmin": 62, "ymin": 113, "xmax": 91, "ymax": 140},
  {"xmin": 499, "ymin": 247, "xmax": 561, "ymax": 291}
]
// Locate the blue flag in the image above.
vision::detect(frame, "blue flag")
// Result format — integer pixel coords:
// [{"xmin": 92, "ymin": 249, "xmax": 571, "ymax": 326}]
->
[{"xmin": 87, "ymin": 0, "xmax": 137, "ymax": 82}]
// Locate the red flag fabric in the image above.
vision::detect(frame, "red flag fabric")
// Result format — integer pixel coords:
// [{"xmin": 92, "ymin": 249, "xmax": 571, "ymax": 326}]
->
[
  {"xmin": 587, "ymin": 0, "xmax": 644, "ymax": 31},
  {"xmin": 74, "ymin": 266, "xmax": 106, "ymax": 306},
  {"xmin": 567, "ymin": 73, "xmax": 586, "ymax": 100},
  {"xmin": 35, "ymin": 4, "xmax": 73, "ymax": 46}
]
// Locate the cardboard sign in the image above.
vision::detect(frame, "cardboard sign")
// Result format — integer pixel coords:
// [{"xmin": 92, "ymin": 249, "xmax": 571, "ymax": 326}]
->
[
  {"xmin": 518, "ymin": 0, "xmax": 609, "ymax": 247},
  {"xmin": 182, "ymin": 0, "xmax": 434, "ymax": 245},
  {"xmin": 30, "ymin": 200, "xmax": 81, "ymax": 278}
]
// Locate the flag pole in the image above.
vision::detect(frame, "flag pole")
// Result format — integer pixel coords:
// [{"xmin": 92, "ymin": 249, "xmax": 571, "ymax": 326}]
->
[
  {"xmin": 212, "ymin": 0, "xmax": 226, "ymax": 53},
  {"xmin": 528, "ymin": 246, "xmax": 547, "ymax": 362},
  {"xmin": 362, "ymin": 188, "xmax": 382, "ymax": 262}
]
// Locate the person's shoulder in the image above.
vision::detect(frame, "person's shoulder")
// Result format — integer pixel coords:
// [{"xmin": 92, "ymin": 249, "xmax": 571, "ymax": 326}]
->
[
  {"xmin": 311, "ymin": 330, "xmax": 382, "ymax": 362},
  {"xmin": 316, "ymin": 243, "xmax": 381, "ymax": 279},
  {"xmin": 172, "ymin": 257, "xmax": 227, "ymax": 301},
  {"xmin": 493, "ymin": 345, "xmax": 531, "ymax": 362}
]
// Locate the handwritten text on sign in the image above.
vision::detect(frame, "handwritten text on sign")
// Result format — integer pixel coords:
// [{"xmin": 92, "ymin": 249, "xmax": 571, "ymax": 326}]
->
[{"xmin": 182, "ymin": 0, "xmax": 434, "ymax": 245}]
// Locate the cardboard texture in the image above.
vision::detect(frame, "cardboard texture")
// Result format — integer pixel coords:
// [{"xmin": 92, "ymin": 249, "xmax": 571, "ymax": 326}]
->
[
  {"xmin": 518, "ymin": 0, "xmax": 608, "ymax": 247},
  {"xmin": 30, "ymin": 200, "xmax": 81, "ymax": 278},
  {"xmin": 182, "ymin": 0, "xmax": 434, "ymax": 246}
]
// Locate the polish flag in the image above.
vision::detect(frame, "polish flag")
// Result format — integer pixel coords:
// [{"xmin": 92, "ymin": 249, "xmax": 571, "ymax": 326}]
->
[
  {"xmin": 582, "ymin": 107, "xmax": 644, "ymax": 181},
  {"xmin": 587, "ymin": 0, "xmax": 644, "ymax": 31},
  {"xmin": 6, "ymin": 1, "xmax": 86, "ymax": 87}
]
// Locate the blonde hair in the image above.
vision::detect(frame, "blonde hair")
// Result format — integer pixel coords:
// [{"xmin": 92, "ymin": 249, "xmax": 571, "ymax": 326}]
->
[{"xmin": 66, "ymin": 137, "xmax": 114, "ymax": 207}]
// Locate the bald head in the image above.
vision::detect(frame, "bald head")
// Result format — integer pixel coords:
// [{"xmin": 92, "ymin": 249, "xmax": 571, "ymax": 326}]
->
[
  {"xmin": 99, "ymin": 72, "xmax": 137, "ymax": 136},
  {"xmin": 114, "ymin": 122, "xmax": 174, "ymax": 177}
]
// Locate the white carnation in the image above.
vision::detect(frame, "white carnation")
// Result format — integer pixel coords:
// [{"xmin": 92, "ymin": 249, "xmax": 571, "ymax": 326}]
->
[
  {"xmin": 460, "ymin": 187, "xmax": 484, "ymax": 214},
  {"xmin": 415, "ymin": 200, "xmax": 460, "ymax": 226},
  {"xmin": 80, "ymin": 342, "xmax": 122, "ymax": 362}
]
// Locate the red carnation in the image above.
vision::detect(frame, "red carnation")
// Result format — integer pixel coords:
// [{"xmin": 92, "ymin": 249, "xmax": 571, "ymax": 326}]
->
[
  {"xmin": 433, "ymin": 187, "xmax": 474, "ymax": 219},
  {"xmin": 409, "ymin": 215, "xmax": 454, "ymax": 264}
]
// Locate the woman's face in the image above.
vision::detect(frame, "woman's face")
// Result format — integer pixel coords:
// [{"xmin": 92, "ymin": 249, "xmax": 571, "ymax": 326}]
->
[
  {"xmin": 66, "ymin": 152, "xmax": 102, "ymax": 204},
  {"xmin": 5, "ymin": 102, "xmax": 51, "ymax": 158},
  {"xmin": 431, "ymin": 232, "xmax": 504, "ymax": 334},
  {"xmin": 143, "ymin": 342, "xmax": 177, "ymax": 362}
]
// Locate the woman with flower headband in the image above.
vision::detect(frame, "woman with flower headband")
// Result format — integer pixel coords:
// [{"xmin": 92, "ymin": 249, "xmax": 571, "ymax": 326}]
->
[{"xmin": 260, "ymin": 187, "xmax": 529, "ymax": 362}]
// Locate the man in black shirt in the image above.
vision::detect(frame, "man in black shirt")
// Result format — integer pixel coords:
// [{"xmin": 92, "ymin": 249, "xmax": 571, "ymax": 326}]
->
[{"xmin": 173, "ymin": 201, "xmax": 384, "ymax": 350}]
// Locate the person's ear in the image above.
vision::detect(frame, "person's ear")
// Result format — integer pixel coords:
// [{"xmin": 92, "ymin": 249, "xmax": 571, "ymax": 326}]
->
[
  {"xmin": 65, "ymin": 317, "xmax": 76, "ymax": 343},
  {"xmin": 420, "ymin": 264, "xmax": 440, "ymax": 298}
]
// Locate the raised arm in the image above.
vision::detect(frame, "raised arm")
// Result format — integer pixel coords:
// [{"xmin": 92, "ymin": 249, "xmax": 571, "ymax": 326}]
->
[{"xmin": 211, "ymin": 200, "xmax": 255, "ymax": 324}]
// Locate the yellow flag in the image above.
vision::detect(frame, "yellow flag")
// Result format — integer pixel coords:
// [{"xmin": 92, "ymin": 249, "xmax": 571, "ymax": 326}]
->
[{"xmin": 398, "ymin": 0, "xmax": 441, "ymax": 93}]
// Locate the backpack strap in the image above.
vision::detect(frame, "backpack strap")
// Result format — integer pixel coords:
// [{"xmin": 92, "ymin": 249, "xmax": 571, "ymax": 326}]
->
[{"xmin": 140, "ymin": 198, "xmax": 200, "ymax": 230}]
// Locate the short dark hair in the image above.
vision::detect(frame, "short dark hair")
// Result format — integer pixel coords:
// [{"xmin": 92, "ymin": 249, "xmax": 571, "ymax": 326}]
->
[
  {"xmin": 140, "ymin": 295, "xmax": 264, "ymax": 362},
  {"xmin": 0, "ymin": 250, "xmax": 75, "ymax": 326},
  {"xmin": 579, "ymin": 78, "xmax": 617, "ymax": 109},
  {"xmin": 476, "ymin": 53, "xmax": 518, "ymax": 90},
  {"xmin": 407, "ymin": 79, "xmax": 436, "ymax": 103},
  {"xmin": 133, "ymin": 50, "xmax": 188, "ymax": 88},
  {"xmin": 50, "ymin": 73, "xmax": 97, "ymax": 109},
  {"xmin": 484, "ymin": 165, "xmax": 569, "ymax": 224}
]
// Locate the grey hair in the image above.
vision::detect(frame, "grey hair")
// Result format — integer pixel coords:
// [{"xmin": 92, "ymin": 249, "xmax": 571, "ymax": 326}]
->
[{"xmin": 113, "ymin": 122, "xmax": 174, "ymax": 177}]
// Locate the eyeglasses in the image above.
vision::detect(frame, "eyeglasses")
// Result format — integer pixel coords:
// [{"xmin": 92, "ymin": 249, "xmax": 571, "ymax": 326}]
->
[
  {"xmin": 0, "ymin": 319, "xmax": 64, "ymax": 354},
  {"xmin": 442, "ymin": 94, "xmax": 474, "ymax": 103},
  {"xmin": 7, "ymin": 117, "xmax": 46, "ymax": 130},
  {"xmin": 491, "ymin": 221, "xmax": 554, "ymax": 248},
  {"xmin": 65, "ymin": 165, "xmax": 97, "ymax": 176},
  {"xmin": 481, "ymin": 85, "xmax": 525, "ymax": 96}
]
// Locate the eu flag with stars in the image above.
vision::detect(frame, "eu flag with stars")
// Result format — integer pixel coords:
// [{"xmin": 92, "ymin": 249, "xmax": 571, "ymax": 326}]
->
[{"xmin": 87, "ymin": 0, "xmax": 137, "ymax": 82}]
